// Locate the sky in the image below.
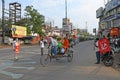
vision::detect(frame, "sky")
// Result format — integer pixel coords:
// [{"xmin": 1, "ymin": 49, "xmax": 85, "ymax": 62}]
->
[{"xmin": 0, "ymin": 0, "xmax": 105, "ymax": 34}]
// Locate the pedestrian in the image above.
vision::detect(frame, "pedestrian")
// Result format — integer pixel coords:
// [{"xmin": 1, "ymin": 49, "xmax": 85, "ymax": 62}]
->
[
  {"xmin": 40, "ymin": 38, "xmax": 45, "ymax": 55},
  {"xmin": 94, "ymin": 38, "xmax": 100, "ymax": 64},
  {"xmin": 14, "ymin": 38, "xmax": 20, "ymax": 60}
]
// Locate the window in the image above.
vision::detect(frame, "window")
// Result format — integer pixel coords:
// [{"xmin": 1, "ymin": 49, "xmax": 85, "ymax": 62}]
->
[{"xmin": 117, "ymin": 7, "xmax": 120, "ymax": 13}]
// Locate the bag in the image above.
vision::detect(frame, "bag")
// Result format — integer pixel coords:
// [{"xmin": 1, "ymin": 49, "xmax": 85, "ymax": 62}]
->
[{"xmin": 61, "ymin": 48, "xmax": 65, "ymax": 53}]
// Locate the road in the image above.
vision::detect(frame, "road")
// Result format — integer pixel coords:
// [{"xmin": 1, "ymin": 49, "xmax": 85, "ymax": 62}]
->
[{"xmin": 0, "ymin": 40, "xmax": 120, "ymax": 80}]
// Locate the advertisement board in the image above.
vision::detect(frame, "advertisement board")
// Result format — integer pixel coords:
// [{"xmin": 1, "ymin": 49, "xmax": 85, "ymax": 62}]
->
[
  {"xmin": 110, "ymin": 27, "xmax": 119, "ymax": 37},
  {"xmin": 62, "ymin": 18, "xmax": 70, "ymax": 25},
  {"xmin": 63, "ymin": 25, "xmax": 71, "ymax": 32},
  {"xmin": 106, "ymin": 0, "xmax": 120, "ymax": 12},
  {"xmin": 96, "ymin": 7, "xmax": 103, "ymax": 18},
  {"xmin": 12, "ymin": 25, "xmax": 27, "ymax": 38}
]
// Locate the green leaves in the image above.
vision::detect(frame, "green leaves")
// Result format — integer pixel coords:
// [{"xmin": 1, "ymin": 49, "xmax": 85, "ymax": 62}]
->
[{"xmin": 24, "ymin": 6, "xmax": 44, "ymax": 35}]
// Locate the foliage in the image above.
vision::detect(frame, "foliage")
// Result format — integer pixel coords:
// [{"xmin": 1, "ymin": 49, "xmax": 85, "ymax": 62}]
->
[{"xmin": 24, "ymin": 6, "xmax": 44, "ymax": 36}]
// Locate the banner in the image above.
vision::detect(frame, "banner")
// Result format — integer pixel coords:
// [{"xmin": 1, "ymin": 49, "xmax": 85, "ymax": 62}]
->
[
  {"xmin": 98, "ymin": 38, "xmax": 111, "ymax": 54},
  {"xmin": 110, "ymin": 27, "xmax": 119, "ymax": 37},
  {"xmin": 12, "ymin": 25, "xmax": 27, "ymax": 38}
]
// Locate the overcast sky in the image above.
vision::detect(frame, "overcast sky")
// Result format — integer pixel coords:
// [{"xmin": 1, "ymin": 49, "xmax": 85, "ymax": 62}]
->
[{"xmin": 0, "ymin": 0, "xmax": 105, "ymax": 34}]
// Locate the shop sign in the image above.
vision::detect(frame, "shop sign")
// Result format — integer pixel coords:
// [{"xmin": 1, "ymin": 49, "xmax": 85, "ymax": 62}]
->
[{"xmin": 106, "ymin": 0, "xmax": 120, "ymax": 12}]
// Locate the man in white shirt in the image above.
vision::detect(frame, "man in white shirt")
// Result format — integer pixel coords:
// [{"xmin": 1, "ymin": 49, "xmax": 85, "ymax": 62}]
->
[
  {"xmin": 49, "ymin": 37, "xmax": 58, "ymax": 55},
  {"xmin": 94, "ymin": 38, "xmax": 100, "ymax": 64},
  {"xmin": 40, "ymin": 38, "xmax": 44, "ymax": 55}
]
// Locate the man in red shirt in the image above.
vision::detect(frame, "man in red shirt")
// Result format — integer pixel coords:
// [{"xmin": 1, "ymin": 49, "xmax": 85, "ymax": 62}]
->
[{"xmin": 63, "ymin": 35, "xmax": 70, "ymax": 53}]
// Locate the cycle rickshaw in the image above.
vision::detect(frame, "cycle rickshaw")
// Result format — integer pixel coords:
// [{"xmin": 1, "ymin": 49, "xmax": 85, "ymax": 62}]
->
[{"xmin": 40, "ymin": 46, "xmax": 73, "ymax": 66}]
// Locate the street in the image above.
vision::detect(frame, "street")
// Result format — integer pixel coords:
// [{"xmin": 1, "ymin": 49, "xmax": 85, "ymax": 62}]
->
[{"xmin": 0, "ymin": 40, "xmax": 120, "ymax": 80}]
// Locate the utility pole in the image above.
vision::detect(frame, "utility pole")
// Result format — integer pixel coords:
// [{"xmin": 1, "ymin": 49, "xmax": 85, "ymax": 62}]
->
[
  {"xmin": 65, "ymin": 0, "xmax": 67, "ymax": 19},
  {"xmin": 2, "ymin": 0, "xmax": 5, "ymax": 44}
]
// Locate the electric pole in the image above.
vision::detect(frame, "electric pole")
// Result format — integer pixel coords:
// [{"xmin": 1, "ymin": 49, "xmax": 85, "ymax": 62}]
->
[{"xmin": 65, "ymin": 0, "xmax": 67, "ymax": 19}]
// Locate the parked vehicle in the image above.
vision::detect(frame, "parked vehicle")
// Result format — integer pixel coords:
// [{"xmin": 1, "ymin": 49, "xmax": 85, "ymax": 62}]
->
[{"xmin": 101, "ymin": 50, "xmax": 114, "ymax": 66}]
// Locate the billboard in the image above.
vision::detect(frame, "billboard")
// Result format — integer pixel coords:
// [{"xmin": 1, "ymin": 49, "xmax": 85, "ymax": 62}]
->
[
  {"xmin": 62, "ymin": 18, "xmax": 70, "ymax": 25},
  {"xmin": 110, "ymin": 27, "xmax": 119, "ymax": 37},
  {"xmin": 96, "ymin": 7, "xmax": 103, "ymax": 18},
  {"xmin": 63, "ymin": 25, "xmax": 70, "ymax": 32},
  {"xmin": 105, "ymin": 0, "xmax": 120, "ymax": 12},
  {"xmin": 62, "ymin": 18, "xmax": 71, "ymax": 33},
  {"xmin": 12, "ymin": 25, "xmax": 27, "ymax": 38}
]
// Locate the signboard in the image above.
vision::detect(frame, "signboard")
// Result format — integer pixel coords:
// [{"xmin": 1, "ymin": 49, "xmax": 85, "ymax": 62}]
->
[
  {"xmin": 100, "ymin": 22, "xmax": 106, "ymax": 29},
  {"xmin": 106, "ymin": 0, "xmax": 120, "ymax": 12},
  {"xmin": 110, "ymin": 27, "xmax": 119, "ymax": 37},
  {"xmin": 63, "ymin": 25, "xmax": 71, "ymax": 32},
  {"xmin": 96, "ymin": 7, "xmax": 103, "ymax": 18},
  {"xmin": 12, "ymin": 25, "xmax": 27, "ymax": 38},
  {"xmin": 62, "ymin": 18, "xmax": 72, "ymax": 34},
  {"xmin": 62, "ymin": 18, "xmax": 70, "ymax": 25},
  {"xmin": 93, "ymin": 28, "xmax": 96, "ymax": 33}
]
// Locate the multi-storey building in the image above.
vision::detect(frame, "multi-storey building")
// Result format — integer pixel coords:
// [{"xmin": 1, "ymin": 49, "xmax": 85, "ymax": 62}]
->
[{"xmin": 96, "ymin": 0, "xmax": 120, "ymax": 37}]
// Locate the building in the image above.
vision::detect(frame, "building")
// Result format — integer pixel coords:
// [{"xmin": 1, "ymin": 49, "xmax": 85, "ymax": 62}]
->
[{"xmin": 96, "ymin": 0, "xmax": 120, "ymax": 37}]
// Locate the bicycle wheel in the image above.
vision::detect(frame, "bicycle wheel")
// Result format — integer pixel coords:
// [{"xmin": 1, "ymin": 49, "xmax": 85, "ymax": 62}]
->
[
  {"xmin": 67, "ymin": 50, "xmax": 73, "ymax": 62},
  {"xmin": 40, "ymin": 54, "xmax": 50, "ymax": 67}
]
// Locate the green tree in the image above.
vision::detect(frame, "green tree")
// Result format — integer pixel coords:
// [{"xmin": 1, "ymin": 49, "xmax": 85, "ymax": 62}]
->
[{"xmin": 24, "ymin": 6, "xmax": 44, "ymax": 36}]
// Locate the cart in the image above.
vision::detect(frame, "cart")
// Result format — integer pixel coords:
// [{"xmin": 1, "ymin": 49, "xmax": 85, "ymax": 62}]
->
[{"xmin": 40, "ymin": 47, "xmax": 73, "ymax": 66}]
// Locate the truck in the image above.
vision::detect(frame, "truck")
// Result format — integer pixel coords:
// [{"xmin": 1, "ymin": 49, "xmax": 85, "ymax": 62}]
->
[{"xmin": 4, "ymin": 25, "xmax": 27, "ymax": 45}]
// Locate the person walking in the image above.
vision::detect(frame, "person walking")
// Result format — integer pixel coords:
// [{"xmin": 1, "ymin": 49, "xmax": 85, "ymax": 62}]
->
[
  {"xmin": 40, "ymin": 38, "xmax": 45, "ymax": 55},
  {"xmin": 94, "ymin": 38, "xmax": 100, "ymax": 64},
  {"xmin": 13, "ymin": 38, "xmax": 20, "ymax": 61}
]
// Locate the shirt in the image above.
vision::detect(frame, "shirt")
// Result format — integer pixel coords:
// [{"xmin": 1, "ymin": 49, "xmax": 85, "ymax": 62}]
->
[
  {"xmin": 63, "ymin": 38, "xmax": 70, "ymax": 49},
  {"xmin": 50, "ymin": 37, "xmax": 58, "ymax": 46},
  {"xmin": 95, "ymin": 41, "xmax": 99, "ymax": 52},
  {"xmin": 40, "ymin": 41, "xmax": 44, "ymax": 48}
]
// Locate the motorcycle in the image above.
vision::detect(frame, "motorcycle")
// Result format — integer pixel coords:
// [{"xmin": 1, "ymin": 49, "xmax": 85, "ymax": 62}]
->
[{"xmin": 101, "ymin": 50, "xmax": 114, "ymax": 66}]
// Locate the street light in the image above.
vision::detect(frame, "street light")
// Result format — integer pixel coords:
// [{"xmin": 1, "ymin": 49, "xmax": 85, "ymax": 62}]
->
[{"xmin": 2, "ymin": 0, "xmax": 5, "ymax": 44}]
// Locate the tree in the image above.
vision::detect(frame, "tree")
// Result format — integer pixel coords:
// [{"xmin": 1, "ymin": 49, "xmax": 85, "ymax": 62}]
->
[{"xmin": 24, "ymin": 6, "xmax": 45, "ymax": 36}]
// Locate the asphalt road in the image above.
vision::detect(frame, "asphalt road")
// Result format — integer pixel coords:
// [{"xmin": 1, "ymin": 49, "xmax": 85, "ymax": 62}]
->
[{"xmin": 0, "ymin": 40, "xmax": 120, "ymax": 80}]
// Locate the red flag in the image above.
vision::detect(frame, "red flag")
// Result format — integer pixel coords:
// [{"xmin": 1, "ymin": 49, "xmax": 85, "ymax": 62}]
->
[{"xmin": 98, "ymin": 38, "xmax": 111, "ymax": 54}]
